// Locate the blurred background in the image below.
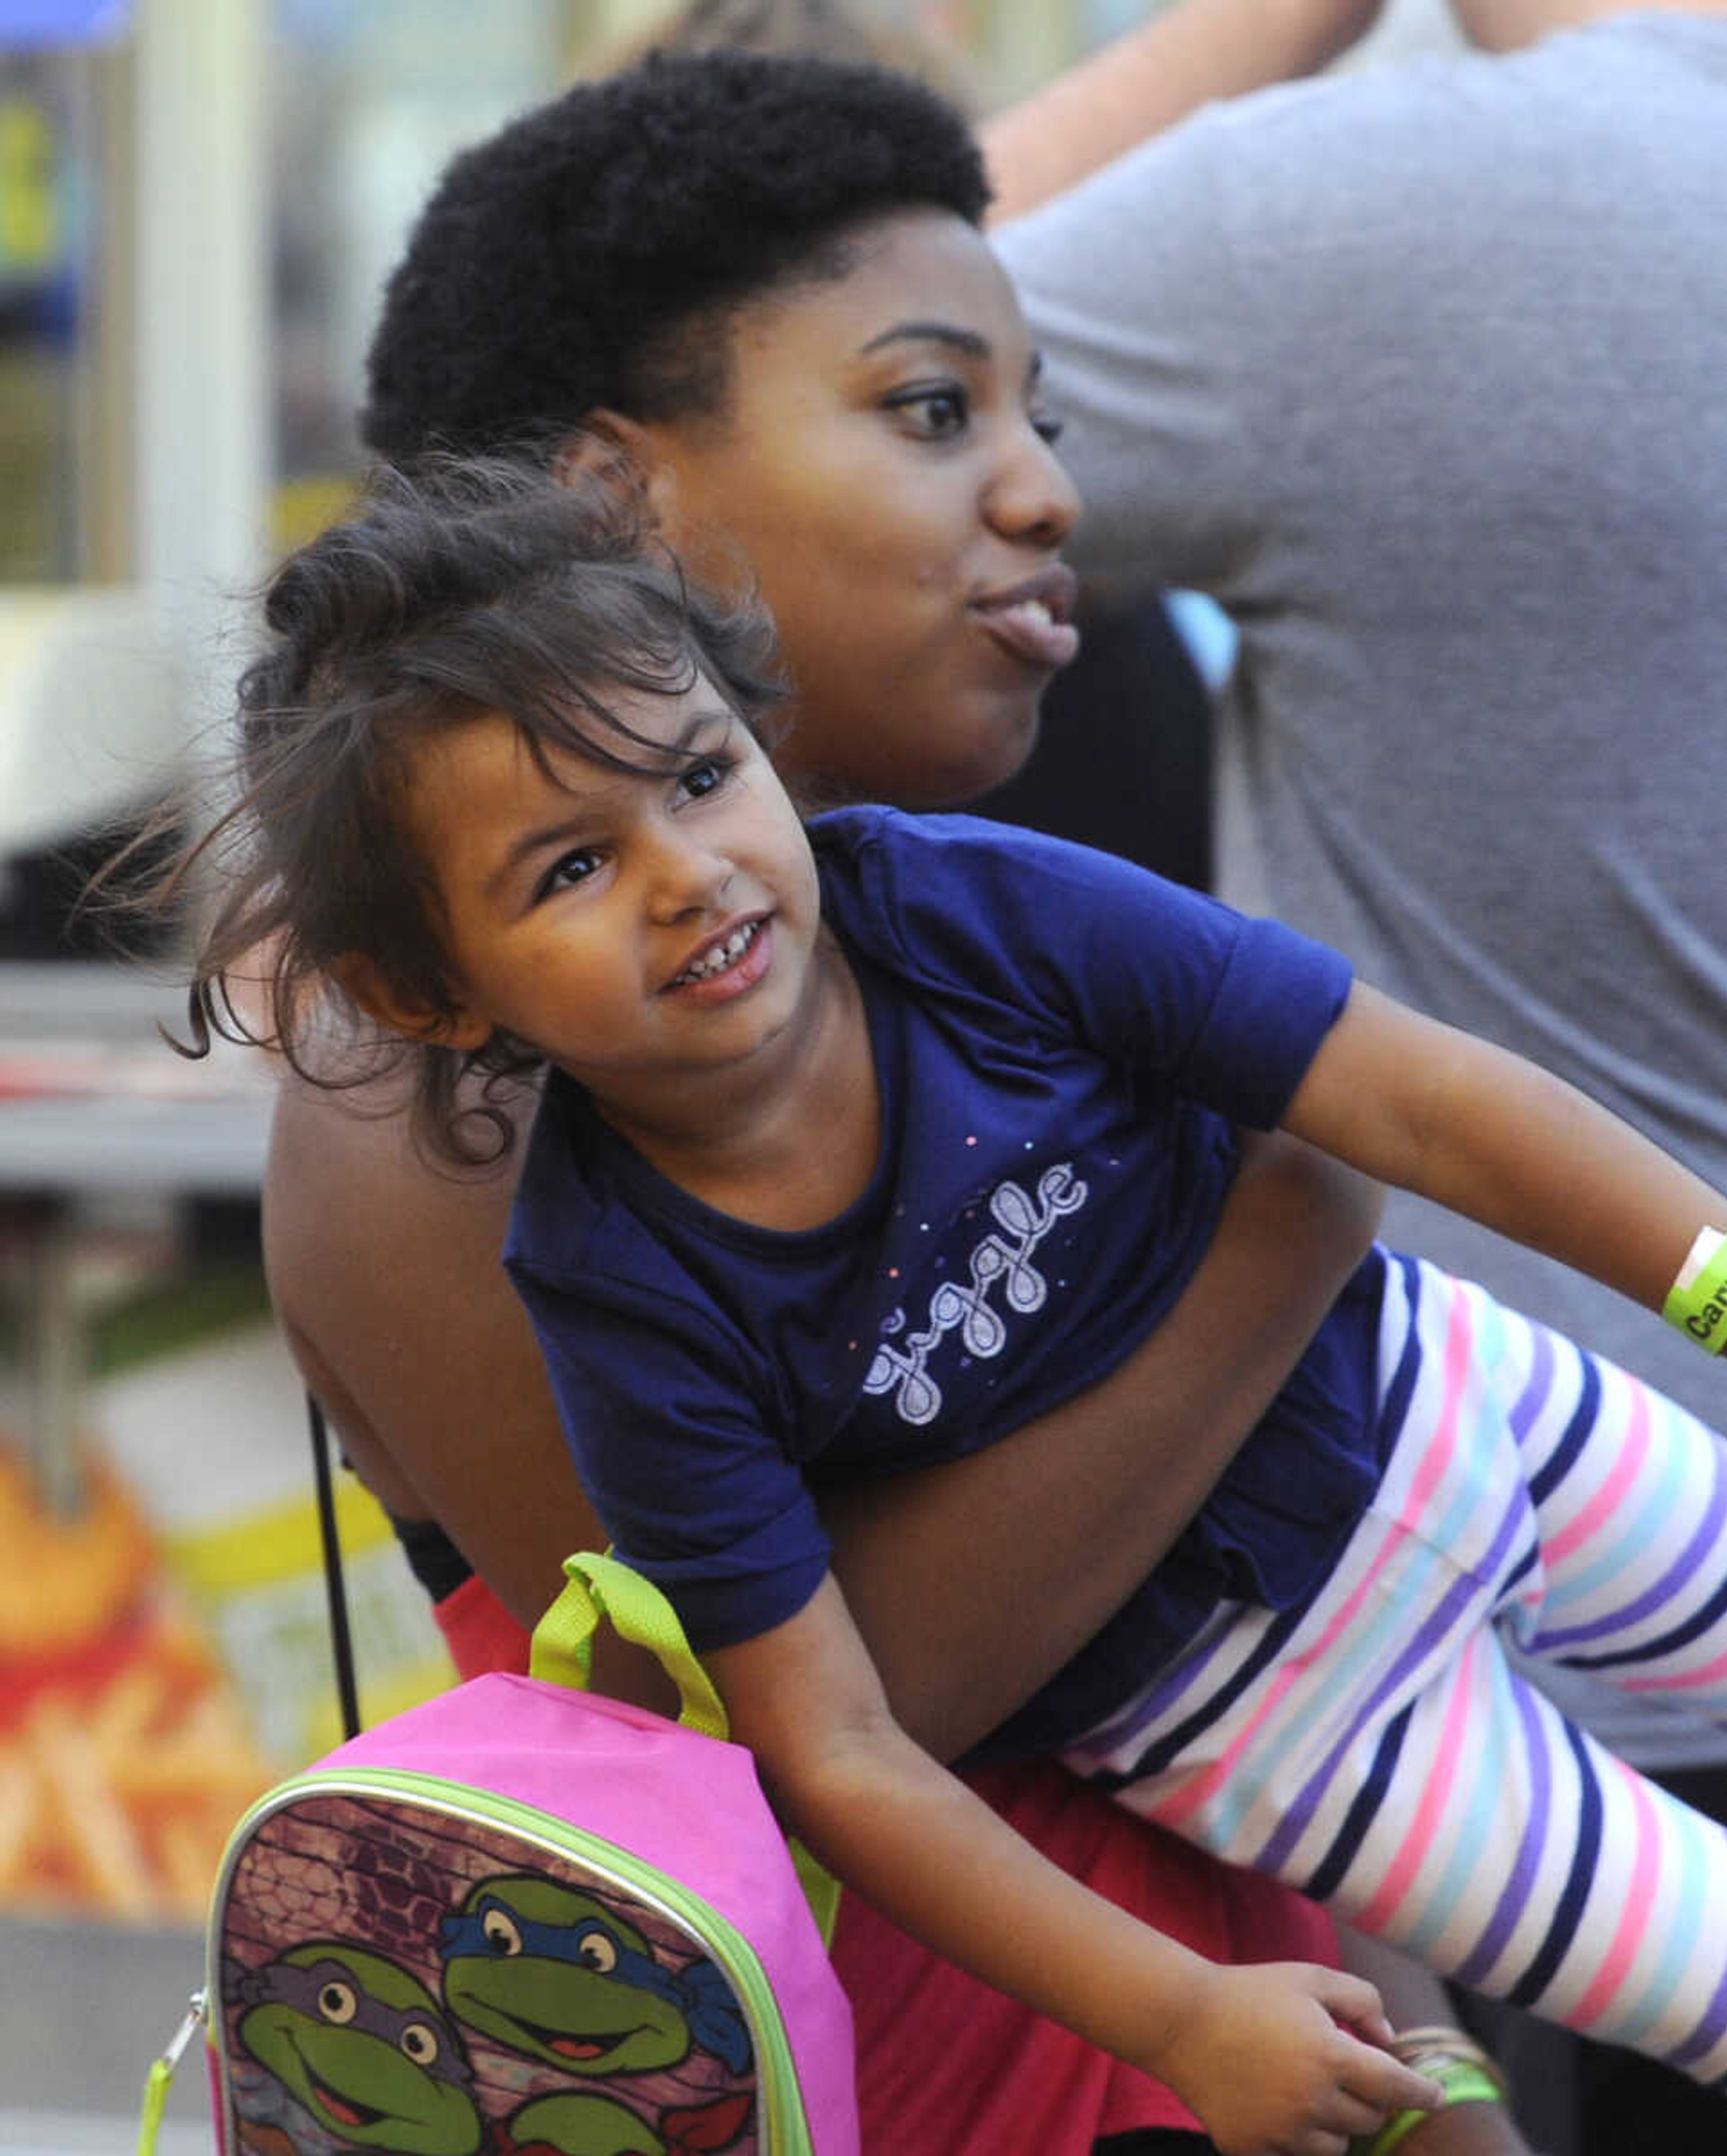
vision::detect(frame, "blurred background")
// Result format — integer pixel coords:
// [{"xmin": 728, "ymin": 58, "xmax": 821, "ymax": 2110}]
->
[{"xmin": 0, "ymin": 0, "xmax": 1452, "ymax": 2145}]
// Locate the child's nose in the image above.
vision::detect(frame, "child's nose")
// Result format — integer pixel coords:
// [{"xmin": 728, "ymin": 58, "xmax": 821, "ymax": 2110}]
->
[{"xmin": 646, "ymin": 831, "xmax": 735, "ymax": 920}]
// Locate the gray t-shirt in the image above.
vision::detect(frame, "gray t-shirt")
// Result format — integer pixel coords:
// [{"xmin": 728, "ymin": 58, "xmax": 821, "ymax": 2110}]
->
[{"xmin": 998, "ymin": 13, "xmax": 1727, "ymax": 1760}]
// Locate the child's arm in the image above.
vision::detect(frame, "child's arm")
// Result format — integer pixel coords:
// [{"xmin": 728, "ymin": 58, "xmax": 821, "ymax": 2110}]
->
[
  {"xmin": 1281, "ymin": 982, "xmax": 1723, "ymax": 1317},
  {"xmin": 708, "ymin": 1571, "xmax": 1441, "ymax": 2156}
]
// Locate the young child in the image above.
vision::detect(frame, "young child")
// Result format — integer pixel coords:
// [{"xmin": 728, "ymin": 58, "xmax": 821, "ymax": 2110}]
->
[{"xmin": 174, "ymin": 460, "xmax": 1727, "ymax": 2154}]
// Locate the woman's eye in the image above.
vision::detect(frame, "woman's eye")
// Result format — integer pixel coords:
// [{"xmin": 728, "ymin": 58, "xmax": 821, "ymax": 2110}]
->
[
  {"xmin": 538, "ymin": 847, "xmax": 602, "ymax": 897},
  {"xmin": 889, "ymin": 384, "xmax": 969, "ymax": 438}
]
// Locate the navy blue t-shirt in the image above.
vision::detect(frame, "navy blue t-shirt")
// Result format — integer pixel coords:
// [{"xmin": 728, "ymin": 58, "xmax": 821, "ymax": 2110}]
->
[{"xmin": 506, "ymin": 809, "xmax": 1387, "ymax": 1756}]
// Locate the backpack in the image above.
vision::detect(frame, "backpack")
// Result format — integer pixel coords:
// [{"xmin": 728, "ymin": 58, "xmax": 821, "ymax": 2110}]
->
[{"xmin": 139, "ymin": 1549, "xmax": 858, "ymax": 2156}]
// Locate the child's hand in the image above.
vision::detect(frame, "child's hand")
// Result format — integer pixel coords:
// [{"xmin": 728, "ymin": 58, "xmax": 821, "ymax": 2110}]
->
[{"xmin": 1150, "ymin": 1959, "xmax": 1442, "ymax": 2156}]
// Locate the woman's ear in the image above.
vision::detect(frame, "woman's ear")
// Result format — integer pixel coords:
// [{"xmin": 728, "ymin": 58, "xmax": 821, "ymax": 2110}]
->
[
  {"xmin": 334, "ymin": 952, "xmax": 492, "ymax": 1053},
  {"xmin": 554, "ymin": 411, "xmax": 684, "ymax": 538}
]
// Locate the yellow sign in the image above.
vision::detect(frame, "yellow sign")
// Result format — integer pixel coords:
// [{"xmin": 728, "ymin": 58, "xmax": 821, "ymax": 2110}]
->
[{"xmin": 0, "ymin": 98, "xmax": 59, "ymax": 275}]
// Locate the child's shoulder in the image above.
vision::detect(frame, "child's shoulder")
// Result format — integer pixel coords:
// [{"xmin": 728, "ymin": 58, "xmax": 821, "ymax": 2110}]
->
[
  {"xmin": 810, "ymin": 806, "xmax": 1062, "ymax": 964},
  {"xmin": 808, "ymin": 807, "xmax": 1186, "ymax": 1033},
  {"xmin": 808, "ymin": 803, "xmax": 1134, "ymax": 915},
  {"xmin": 502, "ymin": 1070, "xmax": 655, "ymax": 1286},
  {"xmin": 808, "ymin": 802, "xmax": 1081, "ymax": 869},
  {"xmin": 809, "ymin": 805, "xmax": 1190, "ymax": 948}
]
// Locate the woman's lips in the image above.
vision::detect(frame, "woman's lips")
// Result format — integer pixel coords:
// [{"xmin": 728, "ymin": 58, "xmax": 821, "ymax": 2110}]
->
[
  {"xmin": 972, "ymin": 563, "xmax": 1082, "ymax": 673},
  {"xmin": 976, "ymin": 594, "xmax": 1083, "ymax": 672}
]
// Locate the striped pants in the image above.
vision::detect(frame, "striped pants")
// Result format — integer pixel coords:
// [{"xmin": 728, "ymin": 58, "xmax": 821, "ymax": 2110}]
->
[{"xmin": 1061, "ymin": 1253, "xmax": 1727, "ymax": 2084}]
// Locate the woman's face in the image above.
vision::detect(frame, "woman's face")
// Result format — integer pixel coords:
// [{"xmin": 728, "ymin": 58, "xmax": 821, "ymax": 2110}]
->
[{"xmin": 634, "ymin": 208, "xmax": 1083, "ymax": 808}]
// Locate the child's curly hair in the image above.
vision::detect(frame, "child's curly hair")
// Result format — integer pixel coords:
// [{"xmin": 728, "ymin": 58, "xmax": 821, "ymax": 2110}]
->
[
  {"xmin": 164, "ymin": 457, "xmax": 786, "ymax": 1164},
  {"xmin": 361, "ymin": 48, "xmax": 989, "ymax": 461}
]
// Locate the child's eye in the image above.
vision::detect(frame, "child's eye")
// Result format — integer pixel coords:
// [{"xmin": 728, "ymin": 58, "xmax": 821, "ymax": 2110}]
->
[
  {"xmin": 537, "ymin": 846, "xmax": 603, "ymax": 898},
  {"xmin": 676, "ymin": 755, "xmax": 731, "ymax": 803},
  {"xmin": 886, "ymin": 384, "xmax": 969, "ymax": 439},
  {"xmin": 1031, "ymin": 406, "xmax": 1065, "ymax": 447}
]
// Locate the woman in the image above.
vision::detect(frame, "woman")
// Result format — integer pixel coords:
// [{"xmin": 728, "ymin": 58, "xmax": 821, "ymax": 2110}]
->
[{"xmin": 267, "ymin": 33, "xmax": 1530, "ymax": 2156}]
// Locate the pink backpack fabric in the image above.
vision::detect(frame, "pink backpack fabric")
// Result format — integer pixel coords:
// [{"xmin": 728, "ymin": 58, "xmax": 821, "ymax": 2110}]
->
[{"xmin": 143, "ymin": 1552, "xmax": 858, "ymax": 2156}]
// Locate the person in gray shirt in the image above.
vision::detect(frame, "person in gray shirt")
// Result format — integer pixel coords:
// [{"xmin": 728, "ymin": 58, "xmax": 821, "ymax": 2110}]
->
[{"xmin": 999, "ymin": 0, "xmax": 1727, "ymax": 1482}]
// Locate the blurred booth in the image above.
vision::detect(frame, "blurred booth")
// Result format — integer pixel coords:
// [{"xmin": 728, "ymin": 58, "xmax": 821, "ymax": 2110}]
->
[{"xmin": 0, "ymin": 586, "xmax": 186, "ymax": 956}]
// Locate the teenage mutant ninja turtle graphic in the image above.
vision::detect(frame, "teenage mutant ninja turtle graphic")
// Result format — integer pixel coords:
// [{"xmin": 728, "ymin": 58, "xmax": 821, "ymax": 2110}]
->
[
  {"xmin": 439, "ymin": 1875, "xmax": 753, "ymax": 2149},
  {"xmin": 439, "ymin": 1875, "xmax": 750, "ymax": 2078},
  {"xmin": 232, "ymin": 1943, "xmax": 481, "ymax": 2154},
  {"xmin": 232, "ymin": 1914, "xmax": 752, "ymax": 2155},
  {"xmin": 222, "ymin": 1800, "xmax": 757, "ymax": 2156}
]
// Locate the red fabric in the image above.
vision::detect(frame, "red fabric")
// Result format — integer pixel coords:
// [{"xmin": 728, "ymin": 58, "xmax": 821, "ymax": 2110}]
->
[
  {"xmin": 434, "ymin": 1575, "xmax": 1338, "ymax": 2153},
  {"xmin": 837, "ymin": 1759, "xmax": 1337, "ymax": 2151},
  {"xmin": 437, "ymin": 1568, "xmax": 541, "ymax": 1682}
]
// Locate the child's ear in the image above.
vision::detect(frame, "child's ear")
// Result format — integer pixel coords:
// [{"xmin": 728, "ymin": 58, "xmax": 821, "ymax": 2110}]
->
[{"xmin": 334, "ymin": 952, "xmax": 492, "ymax": 1052}]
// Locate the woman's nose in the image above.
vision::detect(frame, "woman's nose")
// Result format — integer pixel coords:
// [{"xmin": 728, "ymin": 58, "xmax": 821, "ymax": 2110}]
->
[{"xmin": 985, "ymin": 424, "xmax": 1083, "ymax": 550}]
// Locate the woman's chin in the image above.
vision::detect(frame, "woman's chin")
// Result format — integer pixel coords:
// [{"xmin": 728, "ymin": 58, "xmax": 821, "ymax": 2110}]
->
[
  {"xmin": 920, "ymin": 709, "xmax": 1042, "ymax": 808},
  {"xmin": 770, "ymin": 696, "xmax": 1041, "ymax": 812}
]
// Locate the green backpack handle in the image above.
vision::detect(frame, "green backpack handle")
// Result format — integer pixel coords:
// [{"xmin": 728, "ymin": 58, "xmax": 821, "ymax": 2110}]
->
[
  {"xmin": 531, "ymin": 1550, "xmax": 839, "ymax": 1944},
  {"xmin": 529, "ymin": 1549, "xmax": 729, "ymax": 1737}
]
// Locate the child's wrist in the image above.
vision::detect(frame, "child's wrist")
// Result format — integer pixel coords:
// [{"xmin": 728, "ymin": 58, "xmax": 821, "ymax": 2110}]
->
[{"xmin": 1663, "ymin": 1227, "xmax": 1727, "ymax": 1353}]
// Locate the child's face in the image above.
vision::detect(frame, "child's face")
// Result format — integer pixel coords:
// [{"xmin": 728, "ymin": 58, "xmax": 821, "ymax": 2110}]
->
[
  {"xmin": 634, "ymin": 207, "xmax": 1083, "ymax": 811},
  {"xmin": 398, "ymin": 678, "xmax": 828, "ymax": 1123}
]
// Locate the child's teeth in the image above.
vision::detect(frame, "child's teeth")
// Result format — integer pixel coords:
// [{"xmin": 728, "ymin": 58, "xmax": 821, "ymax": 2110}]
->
[{"xmin": 683, "ymin": 922, "xmax": 756, "ymax": 981}]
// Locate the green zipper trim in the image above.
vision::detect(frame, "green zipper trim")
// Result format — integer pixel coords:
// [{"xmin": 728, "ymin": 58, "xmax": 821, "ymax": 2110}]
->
[{"xmin": 210, "ymin": 1767, "xmax": 816, "ymax": 2154}]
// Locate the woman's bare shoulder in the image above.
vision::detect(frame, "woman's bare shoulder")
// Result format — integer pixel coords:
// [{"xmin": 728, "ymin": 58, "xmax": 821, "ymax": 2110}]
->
[
  {"xmin": 264, "ymin": 1063, "xmax": 531, "ymax": 1268},
  {"xmin": 261, "ymin": 1064, "xmax": 596, "ymax": 1622}
]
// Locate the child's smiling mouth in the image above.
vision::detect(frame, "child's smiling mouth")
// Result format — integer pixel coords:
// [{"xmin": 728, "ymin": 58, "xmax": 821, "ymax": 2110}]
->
[{"xmin": 666, "ymin": 915, "xmax": 772, "ymax": 995}]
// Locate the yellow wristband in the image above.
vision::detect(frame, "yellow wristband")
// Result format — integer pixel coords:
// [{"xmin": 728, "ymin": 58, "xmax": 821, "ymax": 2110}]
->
[
  {"xmin": 1664, "ymin": 1228, "xmax": 1727, "ymax": 1354},
  {"xmin": 1349, "ymin": 2049, "xmax": 1509, "ymax": 2156}
]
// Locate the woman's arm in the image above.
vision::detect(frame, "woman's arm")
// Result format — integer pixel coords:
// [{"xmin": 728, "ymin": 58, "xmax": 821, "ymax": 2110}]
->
[
  {"xmin": 1402, "ymin": 2104, "xmax": 1534, "ymax": 2156},
  {"xmin": 831, "ymin": 1127, "xmax": 1381, "ymax": 1758},
  {"xmin": 1336, "ymin": 1929, "xmax": 1537, "ymax": 2155},
  {"xmin": 1284, "ymin": 981, "xmax": 1727, "ymax": 1321},
  {"xmin": 708, "ymin": 1573, "xmax": 1438, "ymax": 2156},
  {"xmin": 264, "ymin": 1071, "xmax": 1380, "ymax": 1754},
  {"xmin": 980, "ymin": 0, "xmax": 1387, "ymax": 224}
]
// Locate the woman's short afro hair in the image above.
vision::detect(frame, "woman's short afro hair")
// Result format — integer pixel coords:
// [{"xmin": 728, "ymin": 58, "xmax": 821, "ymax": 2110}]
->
[{"xmin": 361, "ymin": 49, "xmax": 990, "ymax": 463}]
